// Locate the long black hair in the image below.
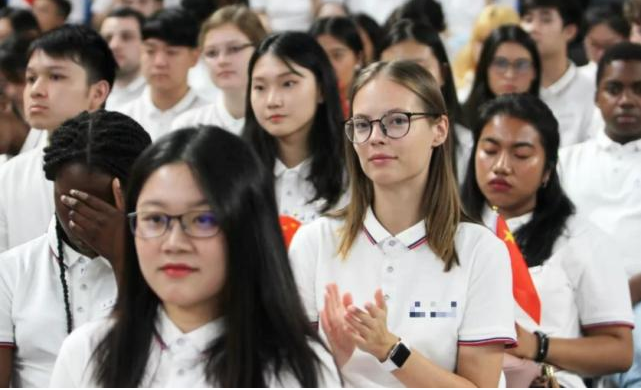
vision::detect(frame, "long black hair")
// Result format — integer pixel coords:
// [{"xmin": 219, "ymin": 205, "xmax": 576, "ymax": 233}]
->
[
  {"xmin": 462, "ymin": 25, "xmax": 541, "ymax": 130},
  {"xmin": 461, "ymin": 94, "xmax": 574, "ymax": 267},
  {"xmin": 42, "ymin": 110, "xmax": 152, "ymax": 334},
  {"xmin": 92, "ymin": 126, "xmax": 331, "ymax": 387},
  {"xmin": 242, "ymin": 32, "xmax": 346, "ymax": 212}
]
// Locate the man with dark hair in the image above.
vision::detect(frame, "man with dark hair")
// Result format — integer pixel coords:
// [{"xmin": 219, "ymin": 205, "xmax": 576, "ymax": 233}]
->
[
  {"xmin": 0, "ymin": 25, "xmax": 117, "ymax": 253},
  {"xmin": 520, "ymin": 0, "xmax": 598, "ymax": 146},
  {"xmin": 117, "ymin": 7, "xmax": 207, "ymax": 140},
  {"xmin": 32, "ymin": 0, "xmax": 71, "ymax": 32},
  {"xmin": 559, "ymin": 41, "xmax": 641, "ymax": 387},
  {"xmin": 100, "ymin": 7, "xmax": 147, "ymax": 110}
]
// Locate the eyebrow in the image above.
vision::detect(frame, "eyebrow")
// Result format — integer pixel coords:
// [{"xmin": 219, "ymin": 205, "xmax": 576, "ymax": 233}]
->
[
  {"xmin": 26, "ymin": 65, "xmax": 70, "ymax": 72},
  {"xmin": 137, "ymin": 199, "xmax": 209, "ymax": 208},
  {"xmin": 480, "ymin": 138, "xmax": 535, "ymax": 148},
  {"xmin": 253, "ymin": 71, "xmax": 302, "ymax": 81}
]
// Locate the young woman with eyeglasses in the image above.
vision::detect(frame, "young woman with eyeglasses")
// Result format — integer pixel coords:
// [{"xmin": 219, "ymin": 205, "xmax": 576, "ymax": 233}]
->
[
  {"xmin": 172, "ymin": 5, "xmax": 267, "ymax": 135},
  {"xmin": 289, "ymin": 60, "xmax": 516, "ymax": 387},
  {"xmin": 462, "ymin": 25, "xmax": 541, "ymax": 131},
  {"xmin": 0, "ymin": 111, "xmax": 151, "ymax": 387},
  {"xmin": 243, "ymin": 32, "xmax": 347, "ymax": 225},
  {"xmin": 50, "ymin": 126, "xmax": 341, "ymax": 387}
]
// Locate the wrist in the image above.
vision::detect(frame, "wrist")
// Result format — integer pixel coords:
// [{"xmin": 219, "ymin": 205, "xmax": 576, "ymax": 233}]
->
[
  {"xmin": 533, "ymin": 330, "xmax": 550, "ymax": 362},
  {"xmin": 377, "ymin": 334, "xmax": 400, "ymax": 362}
]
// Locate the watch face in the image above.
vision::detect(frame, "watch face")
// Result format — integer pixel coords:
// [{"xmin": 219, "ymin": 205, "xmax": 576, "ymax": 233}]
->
[{"xmin": 391, "ymin": 342, "xmax": 411, "ymax": 368}]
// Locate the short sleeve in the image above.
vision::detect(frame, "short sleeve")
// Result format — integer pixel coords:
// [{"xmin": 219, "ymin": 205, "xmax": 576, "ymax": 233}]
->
[
  {"xmin": 457, "ymin": 229, "xmax": 517, "ymax": 346},
  {"xmin": 288, "ymin": 223, "xmax": 321, "ymax": 322},
  {"xmin": 49, "ymin": 321, "xmax": 104, "ymax": 387},
  {"xmin": 0, "ymin": 182, "xmax": 9, "ymax": 253},
  {"xmin": 0, "ymin": 252, "xmax": 16, "ymax": 346}
]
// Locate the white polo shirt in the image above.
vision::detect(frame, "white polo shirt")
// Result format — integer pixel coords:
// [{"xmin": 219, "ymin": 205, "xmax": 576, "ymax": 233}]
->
[
  {"xmin": 0, "ymin": 217, "xmax": 117, "ymax": 387},
  {"xmin": 50, "ymin": 307, "xmax": 341, "ymax": 387},
  {"xmin": 540, "ymin": 62, "xmax": 598, "ymax": 147},
  {"xmin": 274, "ymin": 158, "xmax": 349, "ymax": 225},
  {"xmin": 289, "ymin": 208, "xmax": 516, "ymax": 387},
  {"xmin": 558, "ymin": 131, "xmax": 641, "ymax": 277},
  {"xmin": 482, "ymin": 208, "xmax": 634, "ymax": 387},
  {"xmin": 171, "ymin": 94, "xmax": 245, "ymax": 136},
  {"xmin": 116, "ymin": 86, "xmax": 209, "ymax": 141},
  {"xmin": 455, "ymin": 124, "xmax": 473, "ymax": 184},
  {"xmin": 105, "ymin": 75, "xmax": 147, "ymax": 111},
  {"xmin": 0, "ymin": 144, "xmax": 54, "ymax": 253},
  {"xmin": 0, "ymin": 127, "xmax": 46, "ymax": 168},
  {"xmin": 249, "ymin": 0, "xmax": 314, "ymax": 31}
]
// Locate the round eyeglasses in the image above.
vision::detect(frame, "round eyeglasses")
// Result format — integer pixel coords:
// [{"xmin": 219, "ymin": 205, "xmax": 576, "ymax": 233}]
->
[
  {"xmin": 490, "ymin": 57, "xmax": 533, "ymax": 75},
  {"xmin": 344, "ymin": 111, "xmax": 443, "ymax": 144},
  {"xmin": 127, "ymin": 210, "xmax": 220, "ymax": 238}
]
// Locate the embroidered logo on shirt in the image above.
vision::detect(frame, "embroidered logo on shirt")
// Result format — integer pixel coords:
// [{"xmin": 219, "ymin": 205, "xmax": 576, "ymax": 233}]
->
[{"xmin": 410, "ymin": 301, "xmax": 457, "ymax": 318}]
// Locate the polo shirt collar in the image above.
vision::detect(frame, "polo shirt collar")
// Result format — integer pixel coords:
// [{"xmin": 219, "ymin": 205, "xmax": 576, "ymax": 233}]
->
[
  {"xmin": 46, "ymin": 217, "xmax": 100, "ymax": 268},
  {"xmin": 273, "ymin": 158, "xmax": 312, "ymax": 178},
  {"xmin": 142, "ymin": 86, "xmax": 199, "ymax": 116},
  {"xmin": 595, "ymin": 127, "xmax": 641, "ymax": 153},
  {"xmin": 481, "ymin": 204, "xmax": 533, "ymax": 233},
  {"xmin": 154, "ymin": 307, "xmax": 224, "ymax": 354},
  {"xmin": 541, "ymin": 62, "xmax": 577, "ymax": 96},
  {"xmin": 362, "ymin": 206, "xmax": 427, "ymax": 249}
]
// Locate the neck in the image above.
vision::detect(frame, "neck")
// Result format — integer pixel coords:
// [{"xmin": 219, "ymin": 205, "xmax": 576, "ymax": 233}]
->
[
  {"xmin": 495, "ymin": 199, "xmax": 536, "ymax": 220},
  {"xmin": 115, "ymin": 68, "xmax": 141, "ymax": 88},
  {"xmin": 371, "ymin": 174, "xmax": 428, "ymax": 236},
  {"xmin": 163, "ymin": 302, "xmax": 219, "ymax": 333},
  {"xmin": 222, "ymin": 88, "xmax": 246, "ymax": 119},
  {"xmin": 276, "ymin": 126, "xmax": 311, "ymax": 168},
  {"xmin": 605, "ymin": 128, "xmax": 641, "ymax": 145},
  {"xmin": 151, "ymin": 84, "xmax": 190, "ymax": 111},
  {"xmin": 540, "ymin": 52, "xmax": 569, "ymax": 88}
]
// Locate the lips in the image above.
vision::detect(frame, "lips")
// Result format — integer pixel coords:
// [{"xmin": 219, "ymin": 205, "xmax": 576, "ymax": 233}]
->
[
  {"xmin": 159, "ymin": 263, "xmax": 197, "ymax": 278},
  {"xmin": 268, "ymin": 114, "xmax": 286, "ymax": 123},
  {"xmin": 614, "ymin": 113, "xmax": 640, "ymax": 124},
  {"xmin": 29, "ymin": 104, "xmax": 48, "ymax": 113},
  {"xmin": 217, "ymin": 70, "xmax": 235, "ymax": 78},
  {"xmin": 368, "ymin": 153, "xmax": 396, "ymax": 165},
  {"xmin": 488, "ymin": 178, "xmax": 512, "ymax": 192}
]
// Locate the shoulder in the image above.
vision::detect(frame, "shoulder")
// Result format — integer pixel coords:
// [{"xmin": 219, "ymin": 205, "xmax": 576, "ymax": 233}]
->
[
  {"xmin": 270, "ymin": 338, "xmax": 341, "ymax": 387},
  {"xmin": 0, "ymin": 147, "xmax": 40, "ymax": 180},
  {"xmin": 0, "ymin": 233, "xmax": 49, "ymax": 279},
  {"xmin": 553, "ymin": 215, "xmax": 620, "ymax": 266},
  {"xmin": 172, "ymin": 103, "xmax": 218, "ymax": 130},
  {"xmin": 292, "ymin": 215, "xmax": 344, "ymax": 247},
  {"xmin": 454, "ymin": 222, "xmax": 510, "ymax": 269}
]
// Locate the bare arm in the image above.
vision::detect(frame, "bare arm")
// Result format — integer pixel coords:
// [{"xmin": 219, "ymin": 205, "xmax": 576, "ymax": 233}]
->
[
  {"xmin": 629, "ymin": 273, "xmax": 641, "ymax": 305},
  {"xmin": 0, "ymin": 347, "xmax": 13, "ymax": 387}
]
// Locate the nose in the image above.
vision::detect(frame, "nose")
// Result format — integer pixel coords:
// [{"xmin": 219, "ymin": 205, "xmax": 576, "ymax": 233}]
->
[
  {"xmin": 160, "ymin": 218, "xmax": 191, "ymax": 253},
  {"xmin": 492, "ymin": 151, "xmax": 512, "ymax": 175},
  {"xmin": 367, "ymin": 120, "xmax": 387, "ymax": 144},
  {"xmin": 266, "ymin": 87, "xmax": 283, "ymax": 108},
  {"xmin": 152, "ymin": 51, "xmax": 168, "ymax": 68},
  {"xmin": 28, "ymin": 76, "xmax": 46, "ymax": 99}
]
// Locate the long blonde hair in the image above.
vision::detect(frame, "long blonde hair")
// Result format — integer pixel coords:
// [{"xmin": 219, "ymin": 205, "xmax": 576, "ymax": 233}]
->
[
  {"xmin": 337, "ymin": 60, "xmax": 467, "ymax": 271},
  {"xmin": 452, "ymin": 5, "xmax": 520, "ymax": 88}
]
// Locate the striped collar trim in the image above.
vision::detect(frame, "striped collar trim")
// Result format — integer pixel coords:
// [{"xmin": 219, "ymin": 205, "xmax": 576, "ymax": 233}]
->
[{"xmin": 362, "ymin": 207, "xmax": 427, "ymax": 250}]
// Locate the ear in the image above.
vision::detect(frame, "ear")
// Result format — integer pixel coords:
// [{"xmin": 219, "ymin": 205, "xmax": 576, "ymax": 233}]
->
[
  {"xmin": 189, "ymin": 48, "xmax": 201, "ymax": 67},
  {"xmin": 562, "ymin": 24, "xmax": 578, "ymax": 43},
  {"xmin": 88, "ymin": 80, "xmax": 110, "ymax": 111},
  {"xmin": 431, "ymin": 115, "xmax": 449, "ymax": 148},
  {"xmin": 112, "ymin": 178, "xmax": 125, "ymax": 211},
  {"xmin": 541, "ymin": 169, "xmax": 551, "ymax": 188}
]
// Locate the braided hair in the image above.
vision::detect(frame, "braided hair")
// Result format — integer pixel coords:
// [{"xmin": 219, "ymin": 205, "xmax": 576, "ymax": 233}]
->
[{"xmin": 43, "ymin": 110, "xmax": 152, "ymax": 334}]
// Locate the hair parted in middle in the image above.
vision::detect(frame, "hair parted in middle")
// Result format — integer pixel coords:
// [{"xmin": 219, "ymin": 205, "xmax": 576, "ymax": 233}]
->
[{"xmin": 338, "ymin": 60, "xmax": 469, "ymax": 271}]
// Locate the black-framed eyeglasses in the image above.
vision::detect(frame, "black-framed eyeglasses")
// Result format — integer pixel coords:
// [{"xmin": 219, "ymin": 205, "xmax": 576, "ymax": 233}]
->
[
  {"xmin": 490, "ymin": 57, "xmax": 533, "ymax": 75},
  {"xmin": 203, "ymin": 43, "xmax": 254, "ymax": 59},
  {"xmin": 127, "ymin": 210, "xmax": 220, "ymax": 238},
  {"xmin": 344, "ymin": 111, "xmax": 443, "ymax": 144}
]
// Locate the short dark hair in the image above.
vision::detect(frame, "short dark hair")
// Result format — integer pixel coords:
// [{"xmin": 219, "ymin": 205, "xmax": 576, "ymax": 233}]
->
[
  {"xmin": 351, "ymin": 13, "xmax": 384, "ymax": 60},
  {"xmin": 0, "ymin": 35, "xmax": 33, "ymax": 83},
  {"xmin": 519, "ymin": 0, "xmax": 582, "ymax": 27},
  {"xmin": 385, "ymin": 0, "xmax": 446, "ymax": 32},
  {"xmin": 309, "ymin": 16, "xmax": 363, "ymax": 57},
  {"xmin": 106, "ymin": 7, "xmax": 145, "ymax": 34},
  {"xmin": 596, "ymin": 41, "xmax": 641, "ymax": 85},
  {"xmin": 461, "ymin": 93, "xmax": 575, "ymax": 267},
  {"xmin": 48, "ymin": 0, "xmax": 72, "ymax": 19},
  {"xmin": 0, "ymin": 7, "xmax": 40, "ymax": 38},
  {"xmin": 584, "ymin": 4, "xmax": 630, "ymax": 39},
  {"xmin": 142, "ymin": 7, "xmax": 199, "ymax": 47},
  {"xmin": 27, "ymin": 25, "xmax": 117, "ymax": 89}
]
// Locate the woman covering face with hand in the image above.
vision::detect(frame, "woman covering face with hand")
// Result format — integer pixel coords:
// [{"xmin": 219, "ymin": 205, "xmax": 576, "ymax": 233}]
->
[
  {"xmin": 461, "ymin": 93, "xmax": 634, "ymax": 388},
  {"xmin": 49, "ymin": 126, "xmax": 341, "ymax": 387},
  {"xmin": 289, "ymin": 60, "xmax": 516, "ymax": 387}
]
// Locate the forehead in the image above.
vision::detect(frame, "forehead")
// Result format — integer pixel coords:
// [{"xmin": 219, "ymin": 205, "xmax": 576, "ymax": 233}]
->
[
  {"xmin": 251, "ymin": 53, "xmax": 313, "ymax": 79},
  {"xmin": 525, "ymin": 6, "xmax": 561, "ymax": 18},
  {"xmin": 101, "ymin": 16, "xmax": 141, "ymax": 33},
  {"xmin": 316, "ymin": 34, "xmax": 350, "ymax": 50},
  {"xmin": 54, "ymin": 163, "xmax": 114, "ymax": 200},
  {"xmin": 481, "ymin": 115, "xmax": 542, "ymax": 144},
  {"xmin": 494, "ymin": 42, "xmax": 532, "ymax": 58},
  {"xmin": 352, "ymin": 75, "xmax": 423, "ymax": 115},
  {"xmin": 204, "ymin": 23, "xmax": 249, "ymax": 45},
  {"xmin": 138, "ymin": 163, "xmax": 207, "ymax": 206},
  {"xmin": 27, "ymin": 49, "xmax": 87, "ymax": 75},
  {"xmin": 600, "ymin": 60, "xmax": 641, "ymax": 83},
  {"xmin": 143, "ymin": 38, "xmax": 189, "ymax": 50},
  {"xmin": 383, "ymin": 40, "xmax": 435, "ymax": 58}
]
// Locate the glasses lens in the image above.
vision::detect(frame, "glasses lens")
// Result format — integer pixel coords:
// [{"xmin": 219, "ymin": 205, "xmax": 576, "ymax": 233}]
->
[
  {"xmin": 513, "ymin": 59, "xmax": 533, "ymax": 74},
  {"xmin": 382, "ymin": 113, "xmax": 410, "ymax": 138},
  {"xmin": 183, "ymin": 211, "xmax": 219, "ymax": 237},
  {"xmin": 491, "ymin": 57, "xmax": 510, "ymax": 73},
  {"xmin": 346, "ymin": 118, "xmax": 371, "ymax": 143},
  {"xmin": 132, "ymin": 212, "xmax": 169, "ymax": 238}
]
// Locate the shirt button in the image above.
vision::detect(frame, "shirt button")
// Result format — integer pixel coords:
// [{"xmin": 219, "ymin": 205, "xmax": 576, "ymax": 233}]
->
[
  {"xmin": 286, "ymin": 190, "xmax": 292, "ymax": 196},
  {"xmin": 388, "ymin": 240, "xmax": 397, "ymax": 247},
  {"xmin": 384, "ymin": 294, "xmax": 390, "ymax": 301},
  {"xmin": 77, "ymin": 306, "xmax": 84, "ymax": 313},
  {"xmin": 176, "ymin": 338, "xmax": 185, "ymax": 346},
  {"xmin": 177, "ymin": 368, "xmax": 185, "ymax": 376},
  {"xmin": 387, "ymin": 266, "xmax": 394, "ymax": 273},
  {"xmin": 80, "ymin": 284, "xmax": 88, "ymax": 291}
]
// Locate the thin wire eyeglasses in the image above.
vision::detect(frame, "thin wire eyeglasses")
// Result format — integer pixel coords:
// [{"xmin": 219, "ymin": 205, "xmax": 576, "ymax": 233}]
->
[
  {"xmin": 344, "ymin": 111, "xmax": 444, "ymax": 144},
  {"xmin": 127, "ymin": 210, "xmax": 220, "ymax": 238}
]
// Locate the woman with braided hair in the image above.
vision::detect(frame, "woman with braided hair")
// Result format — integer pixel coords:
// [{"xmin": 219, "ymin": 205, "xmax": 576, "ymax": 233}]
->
[{"xmin": 0, "ymin": 110, "xmax": 151, "ymax": 387}]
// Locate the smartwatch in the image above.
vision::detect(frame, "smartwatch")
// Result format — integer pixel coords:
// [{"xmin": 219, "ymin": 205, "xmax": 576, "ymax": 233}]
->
[{"xmin": 381, "ymin": 339, "xmax": 412, "ymax": 372}]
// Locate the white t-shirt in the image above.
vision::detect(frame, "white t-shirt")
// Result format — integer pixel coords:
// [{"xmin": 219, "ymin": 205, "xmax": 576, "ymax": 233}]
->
[
  {"xmin": 50, "ymin": 308, "xmax": 341, "ymax": 387},
  {"xmin": 540, "ymin": 62, "xmax": 598, "ymax": 147},
  {"xmin": 0, "ymin": 218, "xmax": 117, "ymax": 387},
  {"xmin": 172, "ymin": 94, "xmax": 245, "ymax": 136},
  {"xmin": 274, "ymin": 158, "xmax": 349, "ymax": 224},
  {"xmin": 0, "ymin": 144, "xmax": 54, "ymax": 253},
  {"xmin": 105, "ymin": 75, "xmax": 146, "ymax": 111},
  {"xmin": 249, "ymin": 0, "xmax": 315, "ymax": 31},
  {"xmin": 289, "ymin": 208, "xmax": 516, "ymax": 387},
  {"xmin": 116, "ymin": 86, "xmax": 209, "ymax": 141},
  {"xmin": 482, "ymin": 208, "xmax": 634, "ymax": 388},
  {"xmin": 559, "ymin": 131, "xmax": 641, "ymax": 277}
]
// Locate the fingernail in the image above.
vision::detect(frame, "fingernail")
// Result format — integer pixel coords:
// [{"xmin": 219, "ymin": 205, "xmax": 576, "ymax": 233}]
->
[{"xmin": 70, "ymin": 189, "xmax": 88, "ymax": 199}]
